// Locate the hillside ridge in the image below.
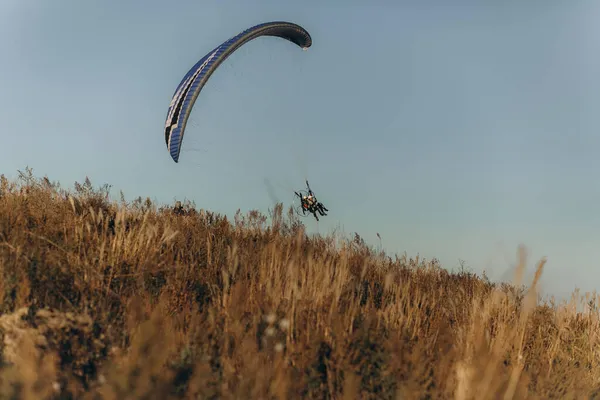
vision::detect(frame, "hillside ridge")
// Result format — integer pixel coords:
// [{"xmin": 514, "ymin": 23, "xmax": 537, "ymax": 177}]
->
[{"xmin": 0, "ymin": 168, "xmax": 598, "ymax": 399}]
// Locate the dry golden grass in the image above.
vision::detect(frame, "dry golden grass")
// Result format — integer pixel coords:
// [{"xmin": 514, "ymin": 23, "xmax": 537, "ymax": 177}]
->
[{"xmin": 0, "ymin": 167, "xmax": 599, "ymax": 399}]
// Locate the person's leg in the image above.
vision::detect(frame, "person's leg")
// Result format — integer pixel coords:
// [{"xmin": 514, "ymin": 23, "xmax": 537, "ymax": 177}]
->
[{"xmin": 318, "ymin": 204, "xmax": 327, "ymax": 215}]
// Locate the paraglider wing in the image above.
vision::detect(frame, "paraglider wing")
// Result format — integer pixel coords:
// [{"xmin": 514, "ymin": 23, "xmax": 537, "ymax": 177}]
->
[{"xmin": 164, "ymin": 21, "xmax": 312, "ymax": 163}]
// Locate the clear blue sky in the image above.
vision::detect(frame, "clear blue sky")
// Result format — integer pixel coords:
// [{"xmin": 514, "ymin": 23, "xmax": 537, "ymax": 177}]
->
[{"xmin": 2, "ymin": 0, "xmax": 600, "ymax": 298}]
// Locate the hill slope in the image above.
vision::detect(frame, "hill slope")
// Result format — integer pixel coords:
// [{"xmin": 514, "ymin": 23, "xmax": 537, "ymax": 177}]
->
[{"xmin": 0, "ymin": 169, "xmax": 598, "ymax": 399}]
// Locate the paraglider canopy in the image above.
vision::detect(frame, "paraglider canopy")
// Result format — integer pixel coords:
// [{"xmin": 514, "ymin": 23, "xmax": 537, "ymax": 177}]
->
[{"xmin": 164, "ymin": 21, "xmax": 312, "ymax": 163}]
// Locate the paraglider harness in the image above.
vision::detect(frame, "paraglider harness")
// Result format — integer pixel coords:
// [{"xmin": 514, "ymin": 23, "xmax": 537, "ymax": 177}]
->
[{"xmin": 294, "ymin": 180, "xmax": 328, "ymax": 221}]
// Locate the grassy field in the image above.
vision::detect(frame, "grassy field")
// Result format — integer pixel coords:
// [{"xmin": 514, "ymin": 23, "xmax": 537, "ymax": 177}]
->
[{"xmin": 0, "ymin": 168, "xmax": 599, "ymax": 399}]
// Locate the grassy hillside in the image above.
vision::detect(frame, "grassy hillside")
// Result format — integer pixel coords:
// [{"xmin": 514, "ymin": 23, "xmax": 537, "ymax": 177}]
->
[{"xmin": 0, "ymin": 168, "xmax": 599, "ymax": 399}]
